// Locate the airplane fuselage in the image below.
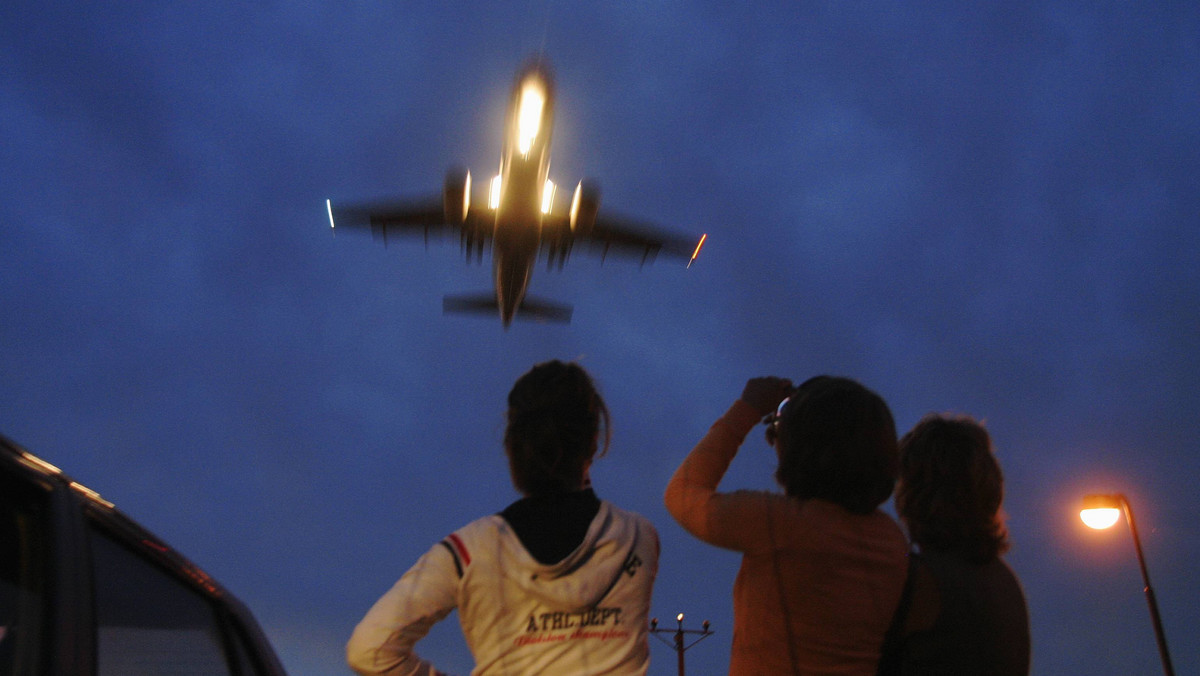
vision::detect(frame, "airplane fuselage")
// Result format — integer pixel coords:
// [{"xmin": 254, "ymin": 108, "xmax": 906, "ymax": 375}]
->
[{"xmin": 491, "ymin": 61, "xmax": 555, "ymax": 326}]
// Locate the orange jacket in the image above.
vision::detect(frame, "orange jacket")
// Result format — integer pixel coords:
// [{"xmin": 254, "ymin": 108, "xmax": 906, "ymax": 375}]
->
[{"xmin": 665, "ymin": 400, "xmax": 909, "ymax": 676}]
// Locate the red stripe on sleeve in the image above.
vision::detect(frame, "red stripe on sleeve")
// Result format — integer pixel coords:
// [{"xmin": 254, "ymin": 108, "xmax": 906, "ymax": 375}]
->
[{"xmin": 447, "ymin": 533, "xmax": 471, "ymax": 566}]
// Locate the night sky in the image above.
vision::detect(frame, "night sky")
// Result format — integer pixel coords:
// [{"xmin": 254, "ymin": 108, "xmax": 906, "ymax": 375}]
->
[{"xmin": 3, "ymin": 2, "xmax": 1198, "ymax": 675}]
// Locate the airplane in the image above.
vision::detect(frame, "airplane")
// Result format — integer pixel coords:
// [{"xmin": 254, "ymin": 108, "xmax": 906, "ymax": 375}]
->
[{"xmin": 326, "ymin": 58, "xmax": 706, "ymax": 328}]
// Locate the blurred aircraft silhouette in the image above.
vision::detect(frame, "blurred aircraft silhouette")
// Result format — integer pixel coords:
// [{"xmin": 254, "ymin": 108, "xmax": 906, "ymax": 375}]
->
[{"xmin": 327, "ymin": 58, "xmax": 705, "ymax": 328}]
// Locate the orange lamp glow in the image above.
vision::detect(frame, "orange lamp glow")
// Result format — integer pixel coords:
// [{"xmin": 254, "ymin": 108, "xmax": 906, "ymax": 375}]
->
[{"xmin": 1081, "ymin": 494, "xmax": 1122, "ymax": 529}]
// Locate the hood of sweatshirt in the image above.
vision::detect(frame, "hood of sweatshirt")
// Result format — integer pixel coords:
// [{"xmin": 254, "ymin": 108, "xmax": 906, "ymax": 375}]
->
[{"xmin": 493, "ymin": 501, "xmax": 642, "ymax": 613}]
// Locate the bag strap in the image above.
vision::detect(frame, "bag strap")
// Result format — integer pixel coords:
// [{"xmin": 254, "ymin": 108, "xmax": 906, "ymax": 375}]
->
[{"xmin": 875, "ymin": 553, "xmax": 917, "ymax": 676}]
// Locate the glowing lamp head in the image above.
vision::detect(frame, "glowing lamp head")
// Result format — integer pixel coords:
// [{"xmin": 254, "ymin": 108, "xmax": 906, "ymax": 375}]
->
[
  {"xmin": 676, "ymin": 613, "xmax": 684, "ymax": 622},
  {"xmin": 1080, "ymin": 494, "xmax": 1122, "ymax": 529},
  {"xmin": 517, "ymin": 80, "xmax": 545, "ymax": 155}
]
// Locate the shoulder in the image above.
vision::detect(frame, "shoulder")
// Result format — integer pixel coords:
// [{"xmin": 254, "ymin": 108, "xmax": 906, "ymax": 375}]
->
[
  {"xmin": 599, "ymin": 501, "xmax": 659, "ymax": 538},
  {"xmin": 914, "ymin": 550, "xmax": 1028, "ymax": 613},
  {"xmin": 803, "ymin": 500, "xmax": 907, "ymax": 537},
  {"xmin": 917, "ymin": 548, "xmax": 1017, "ymax": 582},
  {"xmin": 599, "ymin": 501, "xmax": 661, "ymax": 556},
  {"xmin": 731, "ymin": 488, "xmax": 794, "ymax": 509},
  {"xmin": 438, "ymin": 515, "xmax": 508, "ymax": 572},
  {"xmin": 981, "ymin": 556, "xmax": 1029, "ymax": 609},
  {"xmin": 990, "ymin": 556, "xmax": 1025, "ymax": 585},
  {"xmin": 451, "ymin": 513, "xmax": 508, "ymax": 541}
]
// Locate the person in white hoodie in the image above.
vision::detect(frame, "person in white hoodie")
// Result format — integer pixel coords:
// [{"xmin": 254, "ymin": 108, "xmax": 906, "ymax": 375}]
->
[{"xmin": 348, "ymin": 360, "xmax": 660, "ymax": 676}]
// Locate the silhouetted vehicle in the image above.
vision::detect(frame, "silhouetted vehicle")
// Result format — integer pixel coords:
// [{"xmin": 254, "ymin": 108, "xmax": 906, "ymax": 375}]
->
[{"xmin": 0, "ymin": 433, "xmax": 288, "ymax": 676}]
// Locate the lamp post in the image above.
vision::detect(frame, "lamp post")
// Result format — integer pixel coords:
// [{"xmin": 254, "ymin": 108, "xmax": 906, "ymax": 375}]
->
[
  {"xmin": 649, "ymin": 613, "xmax": 713, "ymax": 676},
  {"xmin": 1080, "ymin": 493, "xmax": 1175, "ymax": 676}
]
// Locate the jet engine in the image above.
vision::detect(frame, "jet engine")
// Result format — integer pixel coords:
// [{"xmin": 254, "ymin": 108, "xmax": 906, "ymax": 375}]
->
[
  {"xmin": 444, "ymin": 167, "xmax": 471, "ymax": 223},
  {"xmin": 569, "ymin": 179, "xmax": 600, "ymax": 236},
  {"xmin": 445, "ymin": 167, "xmax": 484, "ymax": 262}
]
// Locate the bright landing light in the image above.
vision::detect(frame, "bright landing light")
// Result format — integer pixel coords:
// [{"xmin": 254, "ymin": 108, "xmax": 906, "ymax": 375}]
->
[
  {"xmin": 1080, "ymin": 507, "xmax": 1121, "ymax": 529},
  {"xmin": 489, "ymin": 175, "xmax": 502, "ymax": 209},
  {"xmin": 517, "ymin": 81, "xmax": 545, "ymax": 155}
]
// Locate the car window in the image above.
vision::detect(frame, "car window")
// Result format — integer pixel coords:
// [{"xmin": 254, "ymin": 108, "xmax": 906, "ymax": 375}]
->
[
  {"xmin": 0, "ymin": 473, "xmax": 50, "ymax": 676},
  {"xmin": 89, "ymin": 523, "xmax": 237, "ymax": 676}
]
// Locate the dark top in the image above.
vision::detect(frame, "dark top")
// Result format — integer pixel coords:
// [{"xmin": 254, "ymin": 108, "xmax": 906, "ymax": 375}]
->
[
  {"xmin": 499, "ymin": 488, "xmax": 602, "ymax": 564},
  {"xmin": 898, "ymin": 549, "xmax": 1030, "ymax": 676}
]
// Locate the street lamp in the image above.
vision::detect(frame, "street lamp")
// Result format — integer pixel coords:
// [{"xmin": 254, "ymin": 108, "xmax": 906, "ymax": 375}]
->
[{"xmin": 1080, "ymin": 493, "xmax": 1175, "ymax": 676}]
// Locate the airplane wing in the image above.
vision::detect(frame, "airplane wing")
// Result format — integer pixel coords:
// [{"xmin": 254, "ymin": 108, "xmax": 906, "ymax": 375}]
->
[
  {"xmin": 543, "ymin": 211, "xmax": 703, "ymax": 266},
  {"xmin": 326, "ymin": 197, "xmax": 492, "ymax": 249}
]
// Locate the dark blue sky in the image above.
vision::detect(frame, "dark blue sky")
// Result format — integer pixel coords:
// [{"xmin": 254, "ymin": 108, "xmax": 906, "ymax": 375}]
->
[{"xmin": 3, "ymin": 2, "xmax": 1198, "ymax": 674}]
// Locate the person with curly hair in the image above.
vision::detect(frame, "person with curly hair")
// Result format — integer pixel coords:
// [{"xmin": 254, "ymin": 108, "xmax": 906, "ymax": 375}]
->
[
  {"xmin": 888, "ymin": 414, "xmax": 1030, "ymax": 675},
  {"xmin": 348, "ymin": 361, "xmax": 659, "ymax": 676}
]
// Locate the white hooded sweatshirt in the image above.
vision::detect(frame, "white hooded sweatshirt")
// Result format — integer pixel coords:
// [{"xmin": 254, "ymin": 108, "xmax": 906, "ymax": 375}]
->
[{"xmin": 348, "ymin": 499, "xmax": 659, "ymax": 676}]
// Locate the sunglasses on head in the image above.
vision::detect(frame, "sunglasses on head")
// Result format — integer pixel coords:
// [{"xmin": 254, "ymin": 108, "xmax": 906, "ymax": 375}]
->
[
  {"xmin": 764, "ymin": 394, "xmax": 792, "ymax": 446},
  {"xmin": 763, "ymin": 376, "xmax": 833, "ymax": 445}
]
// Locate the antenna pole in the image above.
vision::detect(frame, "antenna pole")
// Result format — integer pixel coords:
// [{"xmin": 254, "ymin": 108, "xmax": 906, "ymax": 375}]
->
[{"xmin": 649, "ymin": 614, "xmax": 713, "ymax": 676}]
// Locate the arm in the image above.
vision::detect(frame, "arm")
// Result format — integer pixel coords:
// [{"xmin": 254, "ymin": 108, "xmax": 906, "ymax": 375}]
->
[
  {"xmin": 347, "ymin": 543, "xmax": 459, "ymax": 676},
  {"xmin": 662, "ymin": 399, "xmax": 769, "ymax": 551},
  {"xmin": 664, "ymin": 377, "xmax": 793, "ymax": 552}
]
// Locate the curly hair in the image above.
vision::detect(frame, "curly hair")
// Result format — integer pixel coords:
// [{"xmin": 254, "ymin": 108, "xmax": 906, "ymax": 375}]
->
[
  {"xmin": 896, "ymin": 414, "xmax": 1009, "ymax": 562},
  {"xmin": 504, "ymin": 360, "xmax": 610, "ymax": 495},
  {"xmin": 773, "ymin": 376, "xmax": 898, "ymax": 514}
]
